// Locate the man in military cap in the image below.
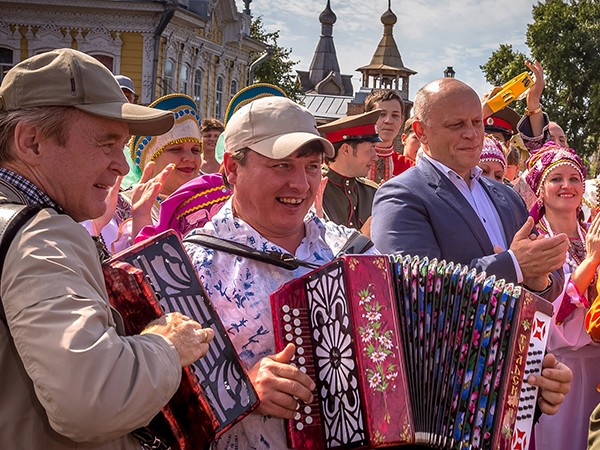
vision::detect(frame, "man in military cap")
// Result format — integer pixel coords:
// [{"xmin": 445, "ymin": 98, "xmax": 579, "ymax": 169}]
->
[
  {"xmin": 484, "ymin": 106, "xmax": 520, "ymax": 144},
  {"xmin": 318, "ymin": 109, "xmax": 381, "ymax": 232}
]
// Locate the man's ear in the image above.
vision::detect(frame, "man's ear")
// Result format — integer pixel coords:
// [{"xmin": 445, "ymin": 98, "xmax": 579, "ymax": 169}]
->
[
  {"xmin": 340, "ymin": 142, "xmax": 352, "ymax": 156},
  {"xmin": 13, "ymin": 121, "xmax": 43, "ymax": 162},
  {"xmin": 223, "ymin": 152, "xmax": 238, "ymax": 185},
  {"xmin": 413, "ymin": 119, "xmax": 427, "ymax": 145}
]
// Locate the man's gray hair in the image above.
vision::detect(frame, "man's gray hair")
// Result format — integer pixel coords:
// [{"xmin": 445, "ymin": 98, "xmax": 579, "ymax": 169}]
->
[{"xmin": 0, "ymin": 106, "xmax": 76, "ymax": 162}]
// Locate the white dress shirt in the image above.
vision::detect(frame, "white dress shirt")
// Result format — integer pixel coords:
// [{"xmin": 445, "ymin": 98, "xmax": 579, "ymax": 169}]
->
[{"xmin": 423, "ymin": 154, "xmax": 523, "ymax": 282}]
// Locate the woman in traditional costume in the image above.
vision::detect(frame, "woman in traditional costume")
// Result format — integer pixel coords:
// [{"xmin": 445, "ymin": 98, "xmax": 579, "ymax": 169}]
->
[
  {"xmin": 525, "ymin": 141, "xmax": 600, "ymax": 450},
  {"xmin": 478, "ymin": 136, "xmax": 506, "ymax": 183}
]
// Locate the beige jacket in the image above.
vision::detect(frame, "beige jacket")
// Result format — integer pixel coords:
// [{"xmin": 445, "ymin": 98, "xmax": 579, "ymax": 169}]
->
[{"xmin": 0, "ymin": 185, "xmax": 182, "ymax": 449}]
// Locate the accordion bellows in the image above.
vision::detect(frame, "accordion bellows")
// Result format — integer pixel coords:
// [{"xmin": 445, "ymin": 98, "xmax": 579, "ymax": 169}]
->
[{"xmin": 270, "ymin": 254, "xmax": 552, "ymax": 450}]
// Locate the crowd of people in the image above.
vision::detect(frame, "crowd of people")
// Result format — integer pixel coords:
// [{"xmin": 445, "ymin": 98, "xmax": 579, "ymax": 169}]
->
[{"xmin": 1, "ymin": 47, "xmax": 599, "ymax": 450}]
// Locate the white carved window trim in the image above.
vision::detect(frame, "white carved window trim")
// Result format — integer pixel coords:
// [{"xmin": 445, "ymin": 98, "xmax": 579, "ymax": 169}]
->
[
  {"xmin": 215, "ymin": 75, "xmax": 224, "ymax": 120},
  {"xmin": 193, "ymin": 68, "xmax": 204, "ymax": 109},
  {"xmin": 163, "ymin": 59, "xmax": 175, "ymax": 95}
]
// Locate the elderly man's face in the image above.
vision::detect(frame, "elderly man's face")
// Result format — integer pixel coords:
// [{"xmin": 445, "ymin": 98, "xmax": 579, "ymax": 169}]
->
[
  {"xmin": 33, "ymin": 110, "xmax": 130, "ymax": 221},
  {"xmin": 549, "ymin": 122, "xmax": 568, "ymax": 147},
  {"xmin": 225, "ymin": 146, "xmax": 323, "ymax": 244},
  {"xmin": 416, "ymin": 88, "xmax": 484, "ymax": 180}
]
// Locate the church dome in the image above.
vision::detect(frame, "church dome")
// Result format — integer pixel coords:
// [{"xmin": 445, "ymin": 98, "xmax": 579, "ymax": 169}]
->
[
  {"xmin": 381, "ymin": 4, "xmax": 397, "ymax": 26},
  {"xmin": 319, "ymin": 0, "xmax": 337, "ymax": 26}
]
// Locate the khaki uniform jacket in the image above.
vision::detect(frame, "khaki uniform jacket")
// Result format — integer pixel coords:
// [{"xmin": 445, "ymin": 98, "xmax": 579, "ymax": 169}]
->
[
  {"xmin": 0, "ymin": 184, "xmax": 181, "ymax": 449},
  {"xmin": 322, "ymin": 169, "xmax": 378, "ymax": 230}
]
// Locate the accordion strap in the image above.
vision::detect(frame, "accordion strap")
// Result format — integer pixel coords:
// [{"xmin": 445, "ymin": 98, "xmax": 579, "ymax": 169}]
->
[{"xmin": 183, "ymin": 233, "xmax": 320, "ymax": 271}]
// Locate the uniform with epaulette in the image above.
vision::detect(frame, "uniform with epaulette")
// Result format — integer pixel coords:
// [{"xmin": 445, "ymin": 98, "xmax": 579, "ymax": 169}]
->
[{"xmin": 318, "ymin": 110, "xmax": 381, "ymax": 230}]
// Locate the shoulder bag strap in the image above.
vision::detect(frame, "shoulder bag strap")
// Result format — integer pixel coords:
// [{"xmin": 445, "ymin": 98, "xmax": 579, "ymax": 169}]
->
[
  {"xmin": 0, "ymin": 203, "xmax": 44, "ymax": 323},
  {"xmin": 183, "ymin": 233, "xmax": 320, "ymax": 271}
]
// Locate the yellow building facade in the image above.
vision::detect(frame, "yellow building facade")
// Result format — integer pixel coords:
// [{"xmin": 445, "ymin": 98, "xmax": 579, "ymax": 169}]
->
[{"xmin": 0, "ymin": 0, "xmax": 265, "ymax": 120}]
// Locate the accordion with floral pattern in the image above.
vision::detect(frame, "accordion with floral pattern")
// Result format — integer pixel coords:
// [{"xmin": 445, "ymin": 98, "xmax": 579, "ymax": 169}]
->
[
  {"xmin": 270, "ymin": 254, "xmax": 553, "ymax": 450},
  {"xmin": 103, "ymin": 230, "xmax": 259, "ymax": 449}
]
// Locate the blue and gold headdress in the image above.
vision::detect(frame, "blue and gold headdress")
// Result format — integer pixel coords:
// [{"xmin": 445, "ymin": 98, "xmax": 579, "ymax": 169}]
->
[
  {"xmin": 215, "ymin": 83, "xmax": 287, "ymax": 164},
  {"xmin": 129, "ymin": 93, "xmax": 201, "ymax": 172}
]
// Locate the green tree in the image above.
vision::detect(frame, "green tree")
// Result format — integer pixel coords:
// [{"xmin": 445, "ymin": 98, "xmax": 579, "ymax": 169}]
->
[
  {"xmin": 481, "ymin": 0, "xmax": 600, "ymax": 158},
  {"xmin": 249, "ymin": 16, "xmax": 303, "ymax": 101},
  {"xmin": 480, "ymin": 44, "xmax": 528, "ymax": 88}
]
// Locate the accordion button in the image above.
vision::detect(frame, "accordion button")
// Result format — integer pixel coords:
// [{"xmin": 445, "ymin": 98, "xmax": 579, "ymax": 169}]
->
[
  {"xmin": 294, "ymin": 319, "xmax": 301, "ymax": 326},
  {"xmin": 306, "ymin": 416, "xmax": 314, "ymax": 424},
  {"xmin": 304, "ymin": 406, "xmax": 312, "ymax": 414},
  {"xmin": 286, "ymin": 333, "xmax": 293, "ymax": 341},
  {"xmin": 297, "ymin": 422, "xmax": 304, "ymax": 431},
  {"xmin": 300, "ymin": 367, "xmax": 307, "ymax": 373},
  {"xmin": 294, "ymin": 412, "xmax": 301, "ymax": 420},
  {"xmin": 284, "ymin": 314, "xmax": 291, "ymax": 322},
  {"xmin": 285, "ymin": 324, "xmax": 292, "ymax": 332},
  {"xmin": 298, "ymin": 357, "xmax": 306, "ymax": 364},
  {"xmin": 297, "ymin": 347, "xmax": 305, "ymax": 355},
  {"xmin": 293, "ymin": 309, "xmax": 300, "ymax": 317},
  {"xmin": 295, "ymin": 327, "xmax": 302, "ymax": 335},
  {"xmin": 282, "ymin": 305, "xmax": 290, "ymax": 313},
  {"xmin": 296, "ymin": 337, "xmax": 303, "ymax": 345}
]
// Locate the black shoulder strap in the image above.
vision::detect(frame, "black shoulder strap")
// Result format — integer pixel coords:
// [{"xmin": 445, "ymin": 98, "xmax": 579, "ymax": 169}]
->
[
  {"xmin": 0, "ymin": 203, "xmax": 44, "ymax": 271},
  {"xmin": 334, "ymin": 230, "xmax": 374, "ymax": 257},
  {"xmin": 183, "ymin": 233, "xmax": 320, "ymax": 271},
  {"xmin": 0, "ymin": 203, "xmax": 44, "ymax": 322}
]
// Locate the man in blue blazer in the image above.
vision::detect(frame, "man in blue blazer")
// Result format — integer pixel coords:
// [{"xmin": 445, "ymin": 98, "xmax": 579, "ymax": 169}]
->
[
  {"xmin": 371, "ymin": 78, "xmax": 572, "ymax": 418},
  {"xmin": 372, "ymin": 77, "xmax": 567, "ymax": 298}
]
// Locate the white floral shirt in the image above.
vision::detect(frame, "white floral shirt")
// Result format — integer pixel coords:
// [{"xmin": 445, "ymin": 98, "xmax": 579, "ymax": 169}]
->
[{"xmin": 184, "ymin": 198, "xmax": 376, "ymax": 450}]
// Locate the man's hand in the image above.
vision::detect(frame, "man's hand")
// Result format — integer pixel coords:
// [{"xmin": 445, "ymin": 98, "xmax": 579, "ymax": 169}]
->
[
  {"xmin": 509, "ymin": 217, "xmax": 568, "ymax": 290},
  {"xmin": 249, "ymin": 343, "xmax": 316, "ymax": 419},
  {"xmin": 527, "ymin": 353, "xmax": 572, "ymax": 415},
  {"xmin": 142, "ymin": 312, "xmax": 214, "ymax": 367}
]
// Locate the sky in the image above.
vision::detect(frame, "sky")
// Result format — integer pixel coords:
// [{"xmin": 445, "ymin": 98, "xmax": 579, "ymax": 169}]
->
[{"xmin": 248, "ymin": 0, "xmax": 539, "ymax": 99}]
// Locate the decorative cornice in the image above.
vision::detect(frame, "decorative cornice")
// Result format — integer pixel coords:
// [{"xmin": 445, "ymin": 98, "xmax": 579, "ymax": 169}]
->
[{"xmin": 0, "ymin": 5, "xmax": 158, "ymax": 33}]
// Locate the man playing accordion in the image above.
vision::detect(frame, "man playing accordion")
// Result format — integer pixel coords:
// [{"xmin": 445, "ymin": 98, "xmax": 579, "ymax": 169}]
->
[{"xmin": 185, "ymin": 93, "xmax": 572, "ymax": 449}]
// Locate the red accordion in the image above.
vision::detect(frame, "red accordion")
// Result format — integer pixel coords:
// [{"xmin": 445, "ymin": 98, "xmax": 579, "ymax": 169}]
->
[
  {"xmin": 270, "ymin": 254, "xmax": 552, "ymax": 450},
  {"xmin": 103, "ymin": 231, "xmax": 259, "ymax": 450}
]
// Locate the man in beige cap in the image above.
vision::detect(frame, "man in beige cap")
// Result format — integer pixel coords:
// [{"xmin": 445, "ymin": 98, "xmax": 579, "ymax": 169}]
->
[
  {"xmin": 184, "ymin": 96, "xmax": 377, "ymax": 450},
  {"xmin": 0, "ymin": 48, "xmax": 213, "ymax": 449},
  {"xmin": 317, "ymin": 109, "xmax": 381, "ymax": 232}
]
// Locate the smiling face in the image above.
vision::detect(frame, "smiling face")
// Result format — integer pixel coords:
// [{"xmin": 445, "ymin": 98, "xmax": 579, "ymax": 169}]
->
[
  {"xmin": 414, "ymin": 82, "xmax": 484, "ymax": 180},
  {"xmin": 540, "ymin": 164, "xmax": 583, "ymax": 215},
  {"xmin": 152, "ymin": 140, "xmax": 202, "ymax": 196},
  {"xmin": 32, "ymin": 110, "xmax": 130, "ymax": 221},
  {"xmin": 373, "ymin": 99, "xmax": 404, "ymax": 146},
  {"xmin": 225, "ymin": 144, "xmax": 323, "ymax": 252}
]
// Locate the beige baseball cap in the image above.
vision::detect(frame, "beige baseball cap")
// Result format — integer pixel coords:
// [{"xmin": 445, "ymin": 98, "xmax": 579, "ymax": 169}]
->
[
  {"xmin": 0, "ymin": 48, "xmax": 174, "ymax": 136},
  {"xmin": 224, "ymin": 96, "xmax": 334, "ymax": 159}
]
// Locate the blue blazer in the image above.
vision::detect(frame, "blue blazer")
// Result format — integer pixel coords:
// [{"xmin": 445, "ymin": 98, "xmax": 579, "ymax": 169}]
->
[{"xmin": 371, "ymin": 157, "xmax": 563, "ymax": 300}]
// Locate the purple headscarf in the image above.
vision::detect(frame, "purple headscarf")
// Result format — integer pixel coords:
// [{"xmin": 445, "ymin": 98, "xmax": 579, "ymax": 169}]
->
[
  {"xmin": 479, "ymin": 136, "xmax": 506, "ymax": 173},
  {"xmin": 525, "ymin": 141, "xmax": 586, "ymax": 222}
]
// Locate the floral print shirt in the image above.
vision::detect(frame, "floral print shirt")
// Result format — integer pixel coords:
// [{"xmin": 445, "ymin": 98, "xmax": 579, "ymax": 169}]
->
[{"xmin": 184, "ymin": 198, "xmax": 376, "ymax": 450}]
